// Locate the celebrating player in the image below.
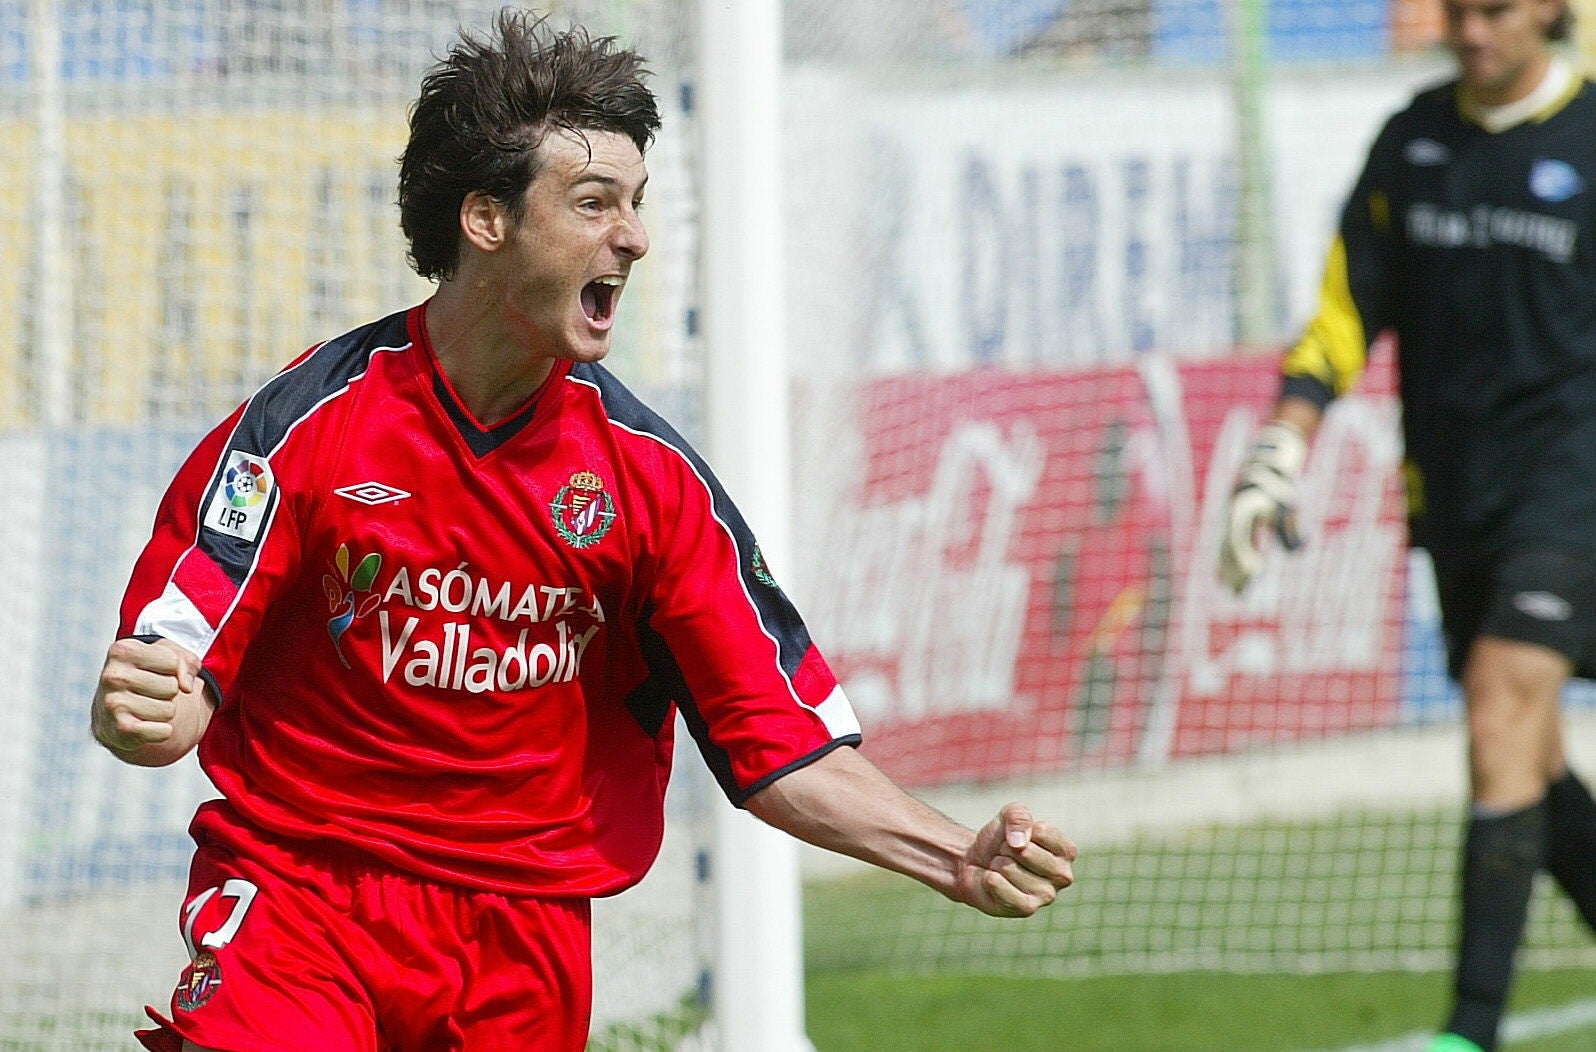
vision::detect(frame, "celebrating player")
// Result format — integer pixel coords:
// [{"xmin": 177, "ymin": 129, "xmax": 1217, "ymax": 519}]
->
[
  {"xmin": 1218, "ymin": 0, "xmax": 1596, "ymax": 1048},
  {"xmin": 90, "ymin": 11, "xmax": 1077, "ymax": 1052}
]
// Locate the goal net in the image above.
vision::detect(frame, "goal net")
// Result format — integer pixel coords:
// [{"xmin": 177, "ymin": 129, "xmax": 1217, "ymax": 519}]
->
[
  {"xmin": 782, "ymin": 0, "xmax": 1596, "ymax": 983},
  {"xmin": 0, "ymin": 2, "xmax": 711, "ymax": 1049}
]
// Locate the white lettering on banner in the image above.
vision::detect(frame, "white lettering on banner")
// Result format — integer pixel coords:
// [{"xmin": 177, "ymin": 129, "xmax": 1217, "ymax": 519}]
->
[
  {"xmin": 866, "ymin": 148, "xmax": 1235, "ymax": 370},
  {"xmin": 1182, "ymin": 400, "xmax": 1404, "ymax": 697},
  {"xmin": 787, "ymin": 65, "xmax": 1445, "ymax": 380},
  {"xmin": 813, "ymin": 421, "xmax": 1044, "ymax": 720}
]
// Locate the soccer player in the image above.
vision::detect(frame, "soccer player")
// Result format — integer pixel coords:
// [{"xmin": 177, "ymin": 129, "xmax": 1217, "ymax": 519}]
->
[
  {"xmin": 90, "ymin": 12, "xmax": 1077, "ymax": 1052},
  {"xmin": 1218, "ymin": 0, "xmax": 1596, "ymax": 1048}
]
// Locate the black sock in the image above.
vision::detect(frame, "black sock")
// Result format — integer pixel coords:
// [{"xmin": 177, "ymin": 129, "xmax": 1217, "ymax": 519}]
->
[
  {"xmin": 1545, "ymin": 769, "xmax": 1596, "ymax": 934},
  {"xmin": 1445, "ymin": 803, "xmax": 1545, "ymax": 1051}
]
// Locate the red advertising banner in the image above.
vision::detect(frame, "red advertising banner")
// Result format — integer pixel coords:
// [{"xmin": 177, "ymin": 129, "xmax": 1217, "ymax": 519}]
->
[{"xmin": 804, "ymin": 347, "xmax": 1407, "ymax": 788}]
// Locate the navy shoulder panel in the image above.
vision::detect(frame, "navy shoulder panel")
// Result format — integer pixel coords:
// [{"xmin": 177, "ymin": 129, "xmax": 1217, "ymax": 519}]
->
[
  {"xmin": 198, "ymin": 310, "xmax": 412, "ymax": 586},
  {"xmin": 229, "ymin": 309, "xmax": 412, "ymax": 459},
  {"xmin": 570, "ymin": 362, "xmax": 817, "ymax": 682},
  {"xmin": 570, "ymin": 362, "xmax": 699, "ymax": 467}
]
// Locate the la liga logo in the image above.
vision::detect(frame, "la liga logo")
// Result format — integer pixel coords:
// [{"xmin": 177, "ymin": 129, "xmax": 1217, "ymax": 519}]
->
[
  {"xmin": 204, "ymin": 450, "xmax": 275, "ymax": 541},
  {"xmin": 224, "ymin": 460, "xmax": 271, "ymax": 508}
]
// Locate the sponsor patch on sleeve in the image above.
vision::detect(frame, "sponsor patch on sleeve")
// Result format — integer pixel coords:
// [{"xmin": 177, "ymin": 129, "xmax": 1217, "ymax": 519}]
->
[{"xmin": 204, "ymin": 450, "xmax": 276, "ymax": 542}]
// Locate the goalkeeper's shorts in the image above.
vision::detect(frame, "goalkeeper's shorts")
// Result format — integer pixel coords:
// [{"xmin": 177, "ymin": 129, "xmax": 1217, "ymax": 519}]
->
[
  {"xmin": 136, "ymin": 801, "xmax": 593, "ymax": 1052},
  {"xmin": 1430, "ymin": 546, "xmax": 1596, "ymax": 681}
]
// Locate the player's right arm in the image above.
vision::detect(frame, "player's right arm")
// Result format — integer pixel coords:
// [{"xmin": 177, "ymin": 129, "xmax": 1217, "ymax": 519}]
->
[
  {"xmin": 91, "ymin": 636, "xmax": 214, "ymax": 767},
  {"xmin": 95, "ymin": 355, "xmax": 318, "ymax": 765},
  {"xmin": 1219, "ymin": 117, "xmax": 1400, "ymax": 594},
  {"xmin": 91, "ymin": 410, "xmax": 240, "ymax": 767}
]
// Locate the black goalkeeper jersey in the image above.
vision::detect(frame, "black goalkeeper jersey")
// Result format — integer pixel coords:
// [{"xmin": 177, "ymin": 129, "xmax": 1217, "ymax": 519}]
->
[{"xmin": 1283, "ymin": 73, "xmax": 1596, "ymax": 556}]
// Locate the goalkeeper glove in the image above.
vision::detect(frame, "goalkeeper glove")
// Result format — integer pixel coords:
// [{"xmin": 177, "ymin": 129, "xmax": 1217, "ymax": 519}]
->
[{"xmin": 1218, "ymin": 420, "xmax": 1307, "ymax": 595}]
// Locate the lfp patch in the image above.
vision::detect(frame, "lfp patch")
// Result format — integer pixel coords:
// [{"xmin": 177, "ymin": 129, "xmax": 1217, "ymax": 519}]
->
[
  {"xmin": 175, "ymin": 950, "xmax": 223, "ymax": 1012},
  {"xmin": 204, "ymin": 450, "xmax": 275, "ymax": 542}
]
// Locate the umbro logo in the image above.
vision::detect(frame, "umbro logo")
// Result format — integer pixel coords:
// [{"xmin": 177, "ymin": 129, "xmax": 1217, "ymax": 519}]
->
[
  {"xmin": 334, "ymin": 481, "xmax": 412, "ymax": 506},
  {"xmin": 1513, "ymin": 590, "xmax": 1573, "ymax": 622},
  {"xmin": 1404, "ymin": 138, "xmax": 1449, "ymax": 166}
]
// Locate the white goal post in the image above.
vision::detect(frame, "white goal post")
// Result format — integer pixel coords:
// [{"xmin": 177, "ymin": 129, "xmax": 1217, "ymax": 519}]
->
[{"xmin": 696, "ymin": 1, "xmax": 812, "ymax": 1051}]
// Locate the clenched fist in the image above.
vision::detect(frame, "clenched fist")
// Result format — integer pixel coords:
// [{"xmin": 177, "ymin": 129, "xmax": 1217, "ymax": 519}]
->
[{"xmin": 91, "ymin": 637, "xmax": 213, "ymax": 766}]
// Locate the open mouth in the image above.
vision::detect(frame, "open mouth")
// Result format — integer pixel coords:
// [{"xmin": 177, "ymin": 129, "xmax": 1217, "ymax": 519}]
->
[{"xmin": 581, "ymin": 277, "xmax": 622, "ymax": 324}]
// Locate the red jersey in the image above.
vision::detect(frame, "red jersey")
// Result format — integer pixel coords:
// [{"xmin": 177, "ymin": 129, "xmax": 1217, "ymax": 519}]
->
[{"xmin": 119, "ymin": 304, "xmax": 860, "ymax": 897}]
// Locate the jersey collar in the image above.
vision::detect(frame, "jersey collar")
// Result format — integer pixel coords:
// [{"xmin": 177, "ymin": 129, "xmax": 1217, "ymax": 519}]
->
[
  {"xmin": 1459, "ymin": 56, "xmax": 1580, "ymax": 132},
  {"xmin": 408, "ymin": 302, "xmax": 569, "ymax": 458}
]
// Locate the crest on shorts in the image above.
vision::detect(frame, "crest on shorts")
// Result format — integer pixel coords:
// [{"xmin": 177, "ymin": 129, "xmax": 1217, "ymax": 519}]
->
[
  {"xmin": 550, "ymin": 470, "xmax": 617, "ymax": 549},
  {"xmin": 176, "ymin": 950, "xmax": 223, "ymax": 1011}
]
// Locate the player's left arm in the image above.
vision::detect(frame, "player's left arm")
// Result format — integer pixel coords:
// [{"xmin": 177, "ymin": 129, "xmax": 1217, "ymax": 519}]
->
[
  {"xmin": 745, "ymin": 745, "xmax": 1076, "ymax": 918},
  {"xmin": 622, "ymin": 420, "xmax": 1074, "ymax": 915}
]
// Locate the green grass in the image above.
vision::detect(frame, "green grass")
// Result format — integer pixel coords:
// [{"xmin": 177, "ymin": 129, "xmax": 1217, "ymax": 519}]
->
[
  {"xmin": 802, "ymin": 806, "xmax": 1596, "ymax": 1051},
  {"xmin": 12, "ymin": 803, "xmax": 1596, "ymax": 1051},
  {"xmin": 805, "ymin": 968, "xmax": 1596, "ymax": 1052},
  {"xmin": 0, "ymin": 1014, "xmax": 140, "ymax": 1052},
  {"xmin": 587, "ymin": 997, "xmax": 708, "ymax": 1052},
  {"xmin": 6, "ymin": 967, "xmax": 1593, "ymax": 1051}
]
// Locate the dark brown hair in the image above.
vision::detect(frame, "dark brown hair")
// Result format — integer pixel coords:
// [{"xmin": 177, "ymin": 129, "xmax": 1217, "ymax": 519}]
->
[{"xmin": 398, "ymin": 9, "xmax": 660, "ymax": 281}]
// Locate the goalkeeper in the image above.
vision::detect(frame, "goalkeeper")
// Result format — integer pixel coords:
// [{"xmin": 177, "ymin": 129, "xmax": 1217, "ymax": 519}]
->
[{"xmin": 1220, "ymin": 0, "xmax": 1596, "ymax": 1048}]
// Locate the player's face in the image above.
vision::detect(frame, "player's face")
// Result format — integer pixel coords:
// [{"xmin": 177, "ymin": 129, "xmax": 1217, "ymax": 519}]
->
[
  {"xmin": 497, "ymin": 129, "xmax": 649, "ymax": 365},
  {"xmin": 1443, "ymin": 0, "xmax": 1559, "ymax": 105}
]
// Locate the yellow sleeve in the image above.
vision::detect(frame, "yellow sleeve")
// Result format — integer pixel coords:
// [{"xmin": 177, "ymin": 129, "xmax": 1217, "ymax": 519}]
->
[{"xmin": 1282, "ymin": 235, "xmax": 1370, "ymax": 400}]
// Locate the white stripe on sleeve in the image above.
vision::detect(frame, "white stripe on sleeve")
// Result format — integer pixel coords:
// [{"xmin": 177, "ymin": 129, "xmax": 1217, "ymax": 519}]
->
[{"xmin": 134, "ymin": 581, "xmax": 219, "ymax": 659}]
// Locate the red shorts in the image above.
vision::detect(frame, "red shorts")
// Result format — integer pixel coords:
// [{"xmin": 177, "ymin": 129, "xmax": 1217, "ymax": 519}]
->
[{"xmin": 137, "ymin": 803, "xmax": 592, "ymax": 1052}]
